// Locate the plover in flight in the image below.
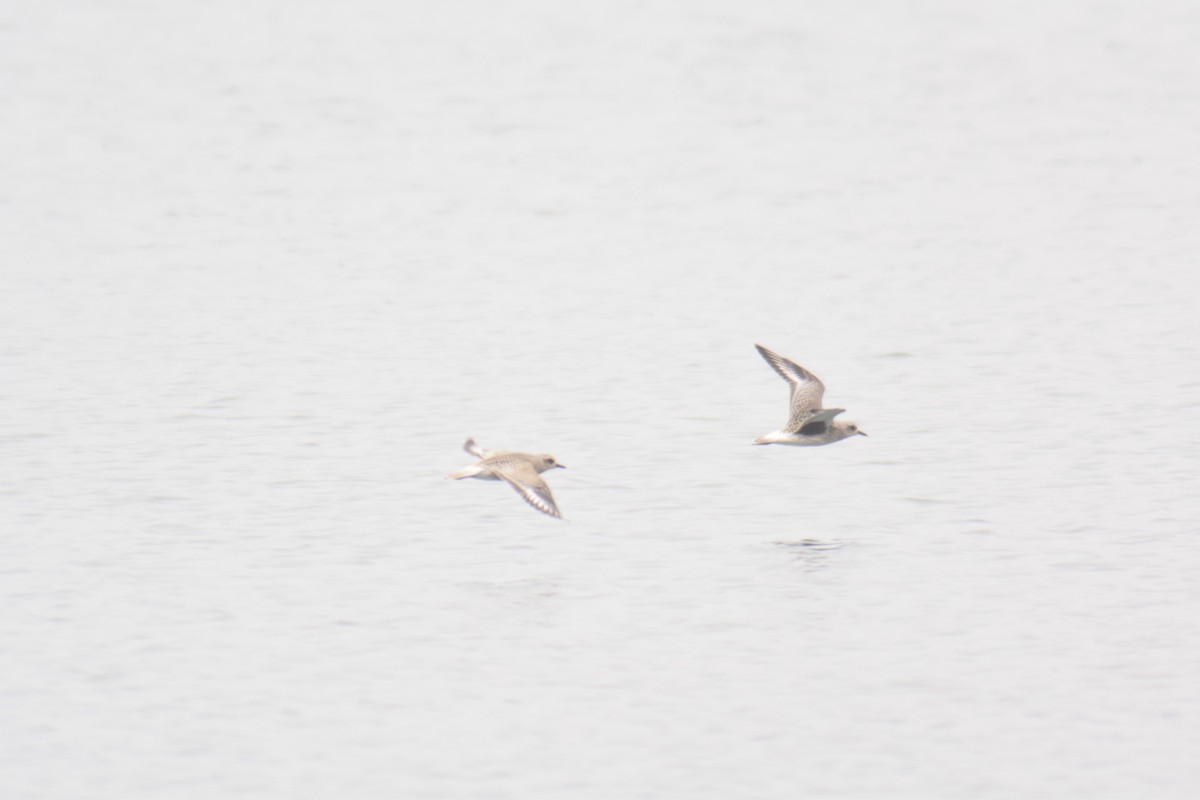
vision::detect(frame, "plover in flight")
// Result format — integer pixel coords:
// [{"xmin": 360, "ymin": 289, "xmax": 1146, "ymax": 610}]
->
[
  {"xmin": 753, "ymin": 344, "xmax": 867, "ymax": 446},
  {"xmin": 446, "ymin": 438, "xmax": 567, "ymax": 518}
]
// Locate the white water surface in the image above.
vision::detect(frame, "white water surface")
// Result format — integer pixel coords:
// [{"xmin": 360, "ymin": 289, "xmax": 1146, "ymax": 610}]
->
[{"xmin": 3, "ymin": 1, "xmax": 1199, "ymax": 797}]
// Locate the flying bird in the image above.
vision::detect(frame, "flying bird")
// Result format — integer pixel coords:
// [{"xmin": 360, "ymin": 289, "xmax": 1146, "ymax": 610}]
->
[
  {"xmin": 446, "ymin": 438, "xmax": 567, "ymax": 518},
  {"xmin": 752, "ymin": 344, "xmax": 867, "ymax": 446}
]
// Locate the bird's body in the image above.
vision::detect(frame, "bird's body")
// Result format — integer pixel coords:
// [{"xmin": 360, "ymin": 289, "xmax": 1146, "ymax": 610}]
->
[
  {"xmin": 752, "ymin": 344, "xmax": 867, "ymax": 446},
  {"xmin": 446, "ymin": 439, "xmax": 567, "ymax": 518}
]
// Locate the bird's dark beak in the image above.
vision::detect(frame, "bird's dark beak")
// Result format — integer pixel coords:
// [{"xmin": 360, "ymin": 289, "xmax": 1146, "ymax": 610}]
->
[
  {"xmin": 858, "ymin": 431, "xmax": 868, "ymax": 437},
  {"xmin": 557, "ymin": 464, "xmax": 567, "ymax": 469}
]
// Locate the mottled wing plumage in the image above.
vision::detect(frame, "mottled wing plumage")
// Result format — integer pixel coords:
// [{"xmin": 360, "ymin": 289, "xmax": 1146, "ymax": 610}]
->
[
  {"xmin": 755, "ymin": 344, "xmax": 828, "ymax": 430},
  {"xmin": 495, "ymin": 461, "xmax": 561, "ymax": 518}
]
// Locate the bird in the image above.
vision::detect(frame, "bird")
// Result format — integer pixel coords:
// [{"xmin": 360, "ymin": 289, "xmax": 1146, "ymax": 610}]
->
[
  {"xmin": 752, "ymin": 344, "xmax": 867, "ymax": 446},
  {"xmin": 446, "ymin": 438, "xmax": 567, "ymax": 518}
]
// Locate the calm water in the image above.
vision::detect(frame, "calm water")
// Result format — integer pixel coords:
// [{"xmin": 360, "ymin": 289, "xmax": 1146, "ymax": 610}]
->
[{"xmin": 3, "ymin": 1, "xmax": 1199, "ymax": 797}]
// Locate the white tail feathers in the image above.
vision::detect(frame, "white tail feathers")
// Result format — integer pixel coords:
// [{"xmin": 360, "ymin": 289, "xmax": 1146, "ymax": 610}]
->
[{"xmin": 446, "ymin": 466, "xmax": 482, "ymax": 480}]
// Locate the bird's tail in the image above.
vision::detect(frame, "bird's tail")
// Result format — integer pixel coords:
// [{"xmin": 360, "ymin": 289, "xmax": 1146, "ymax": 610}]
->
[{"xmin": 445, "ymin": 466, "xmax": 482, "ymax": 480}]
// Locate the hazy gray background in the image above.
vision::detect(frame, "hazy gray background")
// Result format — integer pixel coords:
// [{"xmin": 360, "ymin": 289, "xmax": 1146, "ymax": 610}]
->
[{"xmin": 3, "ymin": 0, "xmax": 1198, "ymax": 797}]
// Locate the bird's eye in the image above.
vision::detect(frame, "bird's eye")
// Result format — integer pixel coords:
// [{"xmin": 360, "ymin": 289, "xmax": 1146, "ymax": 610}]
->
[{"xmin": 849, "ymin": 426, "xmax": 857, "ymax": 431}]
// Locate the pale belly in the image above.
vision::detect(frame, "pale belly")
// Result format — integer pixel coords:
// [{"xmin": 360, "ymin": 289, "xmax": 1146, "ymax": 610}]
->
[{"xmin": 754, "ymin": 430, "xmax": 839, "ymax": 446}]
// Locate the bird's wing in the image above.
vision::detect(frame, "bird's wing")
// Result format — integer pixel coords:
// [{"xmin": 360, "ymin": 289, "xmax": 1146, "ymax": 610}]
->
[
  {"xmin": 495, "ymin": 461, "xmax": 562, "ymax": 519},
  {"xmin": 755, "ymin": 344, "xmax": 827, "ymax": 427},
  {"xmin": 463, "ymin": 438, "xmax": 489, "ymax": 458},
  {"xmin": 793, "ymin": 408, "xmax": 846, "ymax": 435}
]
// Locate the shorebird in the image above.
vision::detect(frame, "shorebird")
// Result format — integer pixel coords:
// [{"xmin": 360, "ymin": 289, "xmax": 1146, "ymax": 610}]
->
[
  {"xmin": 752, "ymin": 344, "xmax": 867, "ymax": 446},
  {"xmin": 446, "ymin": 438, "xmax": 567, "ymax": 518}
]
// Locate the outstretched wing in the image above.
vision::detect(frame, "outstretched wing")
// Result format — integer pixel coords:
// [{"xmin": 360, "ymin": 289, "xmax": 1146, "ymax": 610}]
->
[
  {"xmin": 495, "ymin": 461, "xmax": 562, "ymax": 519},
  {"xmin": 755, "ymin": 344, "xmax": 827, "ymax": 428}
]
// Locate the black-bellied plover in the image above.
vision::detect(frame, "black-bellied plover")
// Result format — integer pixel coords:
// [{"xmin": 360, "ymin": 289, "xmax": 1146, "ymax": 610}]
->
[
  {"xmin": 752, "ymin": 344, "xmax": 867, "ymax": 446},
  {"xmin": 446, "ymin": 438, "xmax": 567, "ymax": 518}
]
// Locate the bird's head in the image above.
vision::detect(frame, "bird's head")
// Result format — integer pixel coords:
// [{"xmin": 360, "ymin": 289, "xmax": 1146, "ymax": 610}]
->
[
  {"xmin": 839, "ymin": 422, "xmax": 868, "ymax": 438},
  {"xmin": 538, "ymin": 455, "xmax": 567, "ymax": 471}
]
